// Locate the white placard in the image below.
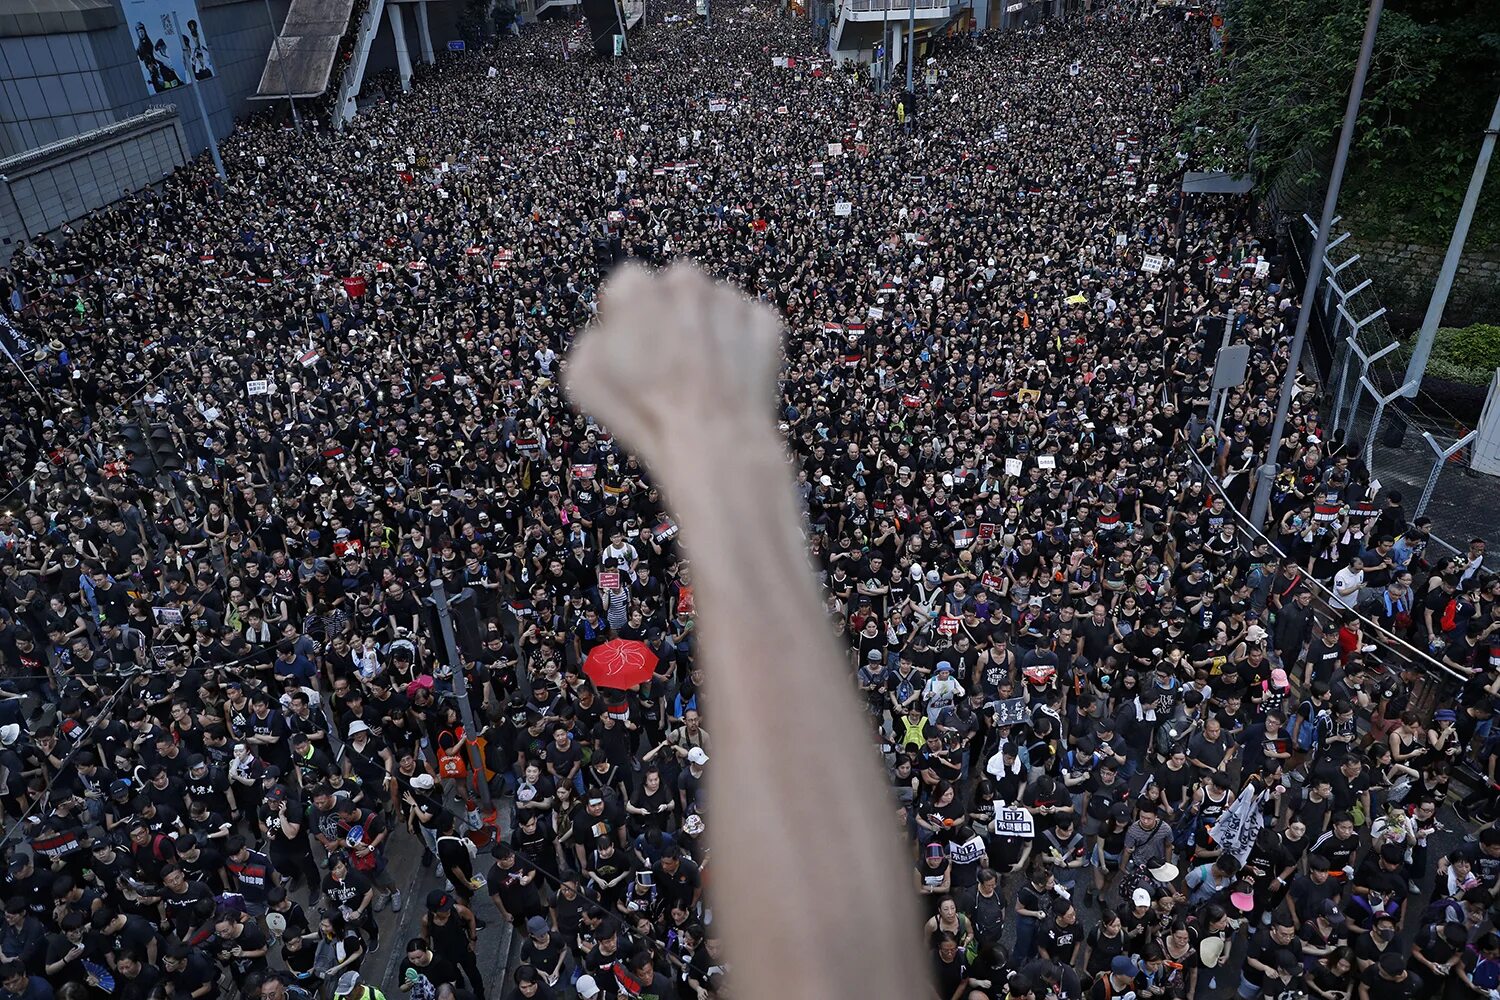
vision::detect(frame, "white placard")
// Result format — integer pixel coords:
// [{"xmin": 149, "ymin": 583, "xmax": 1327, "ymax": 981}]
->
[
  {"xmin": 616, "ymin": 169, "xmax": 627, "ymax": 184},
  {"xmin": 930, "ymin": 275, "xmax": 945, "ymax": 293},
  {"xmin": 1141, "ymin": 254, "xmax": 1165, "ymax": 274},
  {"xmin": 1255, "ymin": 259, "xmax": 1271, "ymax": 279},
  {"xmin": 833, "ymin": 201, "xmax": 853, "ymax": 217},
  {"xmin": 828, "ymin": 142, "xmax": 843, "ymax": 157},
  {"xmin": 246, "ymin": 379, "xmax": 271, "ymax": 397},
  {"xmin": 867, "ymin": 306, "xmax": 884, "ymax": 320},
  {"xmin": 1037, "ymin": 454, "xmax": 1057, "ymax": 470},
  {"xmin": 1115, "ymin": 233, "xmax": 1127, "ymax": 248},
  {"xmin": 992, "ymin": 804, "xmax": 1035, "ymax": 838},
  {"xmin": 1004, "ymin": 458, "xmax": 1023, "ymax": 477}
]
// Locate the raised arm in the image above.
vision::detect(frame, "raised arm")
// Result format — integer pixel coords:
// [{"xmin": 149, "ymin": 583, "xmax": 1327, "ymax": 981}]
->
[{"xmin": 566, "ymin": 263, "xmax": 927, "ymax": 1000}]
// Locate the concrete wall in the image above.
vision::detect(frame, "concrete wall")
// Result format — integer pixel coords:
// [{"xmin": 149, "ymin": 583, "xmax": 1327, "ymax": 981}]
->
[
  {"xmin": 0, "ymin": 0, "xmax": 292, "ymax": 162},
  {"xmin": 1350, "ymin": 238, "xmax": 1500, "ymax": 333},
  {"xmin": 0, "ymin": 106, "xmax": 188, "ymax": 246}
]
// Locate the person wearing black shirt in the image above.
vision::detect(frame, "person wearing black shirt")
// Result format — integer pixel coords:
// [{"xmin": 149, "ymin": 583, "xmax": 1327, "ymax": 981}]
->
[
  {"xmin": 1358, "ymin": 949, "xmax": 1424, "ymax": 1000},
  {"xmin": 160, "ymin": 938, "xmax": 218, "ymax": 999},
  {"xmin": 157, "ymin": 866, "xmax": 214, "ymax": 943},
  {"xmin": 1038, "ymin": 901, "xmax": 1081, "ymax": 967},
  {"xmin": 487, "ymin": 845, "xmax": 547, "ymax": 928},
  {"xmin": 399, "ymin": 936, "xmax": 463, "ymax": 996},
  {"xmin": 1244, "ymin": 914, "xmax": 1303, "ymax": 995},
  {"xmin": 1310, "ymin": 815, "xmax": 1361, "ymax": 880},
  {"xmin": 931, "ymin": 933, "xmax": 971, "ymax": 1000}
]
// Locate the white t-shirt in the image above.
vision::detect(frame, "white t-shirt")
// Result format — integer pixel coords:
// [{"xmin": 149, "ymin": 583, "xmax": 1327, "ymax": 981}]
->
[{"xmin": 1331, "ymin": 567, "xmax": 1364, "ymax": 609}]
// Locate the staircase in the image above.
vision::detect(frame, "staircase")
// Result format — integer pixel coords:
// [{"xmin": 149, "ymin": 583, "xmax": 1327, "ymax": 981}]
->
[
  {"xmin": 254, "ymin": 0, "xmax": 357, "ymax": 102},
  {"xmin": 332, "ymin": 0, "xmax": 388, "ymax": 126}
]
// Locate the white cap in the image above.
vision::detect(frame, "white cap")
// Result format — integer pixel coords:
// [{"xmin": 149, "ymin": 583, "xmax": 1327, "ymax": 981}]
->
[
  {"xmin": 346, "ymin": 720, "xmax": 370, "ymax": 737},
  {"xmin": 576, "ymin": 975, "xmax": 601, "ymax": 998},
  {"xmin": 1132, "ymin": 887, "xmax": 1152, "ymax": 907},
  {"xmin": 0, "ymin": 724, "xmax": 18, "ymax": 746},
  {"xmin": 410, "ymin": 774, "xmax": 435, "ymax": 790},
  {"xmin": 687, "ymin": 747, "xmax": 709, "ymax": 766}
]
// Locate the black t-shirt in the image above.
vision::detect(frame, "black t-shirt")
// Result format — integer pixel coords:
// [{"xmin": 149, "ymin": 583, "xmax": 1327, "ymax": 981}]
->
[
  {"xmin": 1041, "ymin": 918, "xmax": 1080, "ymax": 964},
  {"xmin": 399, "ymin": 952, "xmax": 463, "ymax": 991},
  {"xmin": 1245, "ymin": 933, "xmax": 1302, "ymax": 988},
  {"xmin": 487, "ymin": 857, "xmax": 545, "ymax": 916},
  {"xmin": 1358, "ymin": 967, "xmax": 1424, "ymax": 1000},
  {"xmin": 932, "ymin": 949, "xmax": 970, "ymax": 1000}
]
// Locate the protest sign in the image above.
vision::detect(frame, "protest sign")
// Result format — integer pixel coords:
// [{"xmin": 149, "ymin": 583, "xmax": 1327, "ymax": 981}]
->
[
  {"xmin": 598, "ymin": 570, "xmax": 621, "ymax": 591},
  {"xmin": 992, "ymin": 697, "xmax": 1029, "ymax": 727},
  {"xmin": 1142, "ymin": 254, "xmax": 1165, "ymax": 274},
  {"xmin": 992, "ymin": 805, "xmax": 1036, "ymax": 838}
]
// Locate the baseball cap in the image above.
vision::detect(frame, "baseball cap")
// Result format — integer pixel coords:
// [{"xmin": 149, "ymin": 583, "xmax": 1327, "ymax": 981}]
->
[
  {"xmin": 1132, "ymin": 887, "xmax": 1152, "ymax": 907},
  {"xmin": 1320, "ymin": 900, "xmax": 1345, "ymax": 926},
  {"xmin": 426, "ymin": 890, "xmax": 453, "ymax": 913},
  {"xmin": 576, "ymin": 974, "xmax": 601, "ymax": 998},
  {"xmin": 1270, "ymin": 668, "xmax": 1290, "ymax": 689},
  {"xmin": 1111, "ymin": 955, "xmax": 1138, "ymax": 977},
  {"xmin": 410, "ymin": 774, "xmax": 435, "ymax": 790},
  {"xmin": 687, "ymin": 747, "xmax": 709, "ymax": 766},
  {"xmin": 332, "ymin": 971, "xmax": 361, "ymax": 997},
  {"xmin": 526, "ymin": 916, "xmax": 550, "ymax": 937}
]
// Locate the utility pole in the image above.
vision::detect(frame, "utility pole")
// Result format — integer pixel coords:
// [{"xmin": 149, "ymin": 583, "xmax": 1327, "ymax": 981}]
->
[
  {"xmin": 1400, "ymin": 92, "xmax": 1500, "ymax": 394},
  {"xmin": 1249, "ymin": 0, "xmax": 1384, "ymax": 528},
  {"xmin": 428, "ymin": 579, "xmax": 493, "ymax": 811},
  {"xmin": 880, "ymin": 0, "xmax": 892, "ymax": 93},
  {"xmin": 904, "ymin": 0, "xmax": 914, "ymax": 95},
  {"xmin": 173, "ymin": 12, "xmax": 225, "ymax": 180},
  {"xmin": 261, "ymin": 0, "xmax": 303, "ymax": 132}
]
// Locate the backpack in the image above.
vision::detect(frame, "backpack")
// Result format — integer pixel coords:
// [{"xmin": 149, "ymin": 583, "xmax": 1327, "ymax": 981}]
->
[{"xmin": 1293, "ymin": 700, "xmax": 1319, "ymax": 752}]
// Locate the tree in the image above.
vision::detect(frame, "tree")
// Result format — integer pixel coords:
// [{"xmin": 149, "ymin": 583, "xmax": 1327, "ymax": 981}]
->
[{"xmin": 1175, "ymin": 0, "xmax": 1500, "ymax": 245}]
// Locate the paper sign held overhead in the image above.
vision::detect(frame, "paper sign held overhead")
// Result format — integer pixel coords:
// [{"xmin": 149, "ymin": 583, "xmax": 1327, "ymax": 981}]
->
[
  {"xmin": 1037, "ymin": 454, "xmax": 1057, "ymax": 470},
  {"xmin": 833, "ymin": 201, "xmax": 853, "ymax": 217},
  {"xmin": 598, "ymin": 570, "xmax": 620, "ymax": 591},
  {"xmin": 1004, "ymin": 458, "xmax": 1024, "ymax": 477},
  {"xmin": 993, "ymin": 805, "xmax": 1035, "ymax": 838},
  {"xmin": 246, "ymin": 379, "xmax": 271, "ymax": 396},
  {"xmin": 1141, "ymin": 254, "xmax": 1165, "ymax": 274},
  {"xmin": 992, "ymin": 697, "xmax": 1029, "ymax": 727}
]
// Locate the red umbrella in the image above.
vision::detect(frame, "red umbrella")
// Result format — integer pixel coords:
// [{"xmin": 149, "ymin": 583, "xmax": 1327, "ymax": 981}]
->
[{"xmin": 582, "ymin": 638, "xmax": 659, "ymax": 690}]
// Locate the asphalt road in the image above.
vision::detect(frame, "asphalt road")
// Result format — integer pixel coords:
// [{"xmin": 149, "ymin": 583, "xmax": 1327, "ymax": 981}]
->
[{"xmin": 358, "ymin": 797, "xmax": 520, "ymax": 997}]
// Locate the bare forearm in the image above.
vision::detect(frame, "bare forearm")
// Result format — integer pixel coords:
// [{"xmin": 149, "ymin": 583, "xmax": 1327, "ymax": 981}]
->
[{"xmin": 665, "ymin": 428, "xmax": 926, "ymax": 1000}]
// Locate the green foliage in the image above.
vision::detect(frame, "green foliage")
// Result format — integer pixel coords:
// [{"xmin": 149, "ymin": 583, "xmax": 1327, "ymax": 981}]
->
[
  {"xmin": 1176, "ymin": 0, "xmax": 1500, "ymax": 246},
  {"xmin": 1396, "ymin": 324, "xmax": 1500, "ymax": 385}
]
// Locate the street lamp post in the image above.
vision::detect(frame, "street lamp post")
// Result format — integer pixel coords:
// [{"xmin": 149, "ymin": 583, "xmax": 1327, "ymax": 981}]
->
[
  {"xmin": 261, "ymin": 0, "xmax": 302, "ymax": 132},
  {"xmin": 904, "ymin": 0, "xmax": 914, "ymax": 94},
  {"xmin": 1249, "ymin": 0, "xmax": 1384, "ymax": 528}
]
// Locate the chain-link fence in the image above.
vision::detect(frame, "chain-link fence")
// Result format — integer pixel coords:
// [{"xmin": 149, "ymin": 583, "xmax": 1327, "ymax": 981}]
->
[{"xmin": 1285, "ymin": 214, "xmax": 1499, "ymax": 569}]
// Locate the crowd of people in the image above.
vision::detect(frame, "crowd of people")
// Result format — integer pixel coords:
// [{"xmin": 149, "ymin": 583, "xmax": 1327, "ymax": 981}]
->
[{"xmin": 1, "ymin": 0, "xmax": 1499, "ymax": 999}]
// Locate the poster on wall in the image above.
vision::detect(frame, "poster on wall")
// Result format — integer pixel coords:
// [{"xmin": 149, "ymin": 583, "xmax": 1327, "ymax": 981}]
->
[{"xmin": 126, "ymin": 0, "xmax": 215, "ymax": 93}]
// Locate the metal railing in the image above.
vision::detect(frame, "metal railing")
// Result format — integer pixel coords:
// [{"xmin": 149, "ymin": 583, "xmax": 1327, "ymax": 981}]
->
[{"xmin": 1176, "ymin": 440, "xmax": 1471, "ymax": 728}]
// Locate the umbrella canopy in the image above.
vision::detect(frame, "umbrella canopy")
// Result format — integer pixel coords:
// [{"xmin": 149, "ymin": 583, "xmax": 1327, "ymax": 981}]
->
[{"xmin": 582, "ymin": 638, "xmax": 659, "ymax": 690}]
